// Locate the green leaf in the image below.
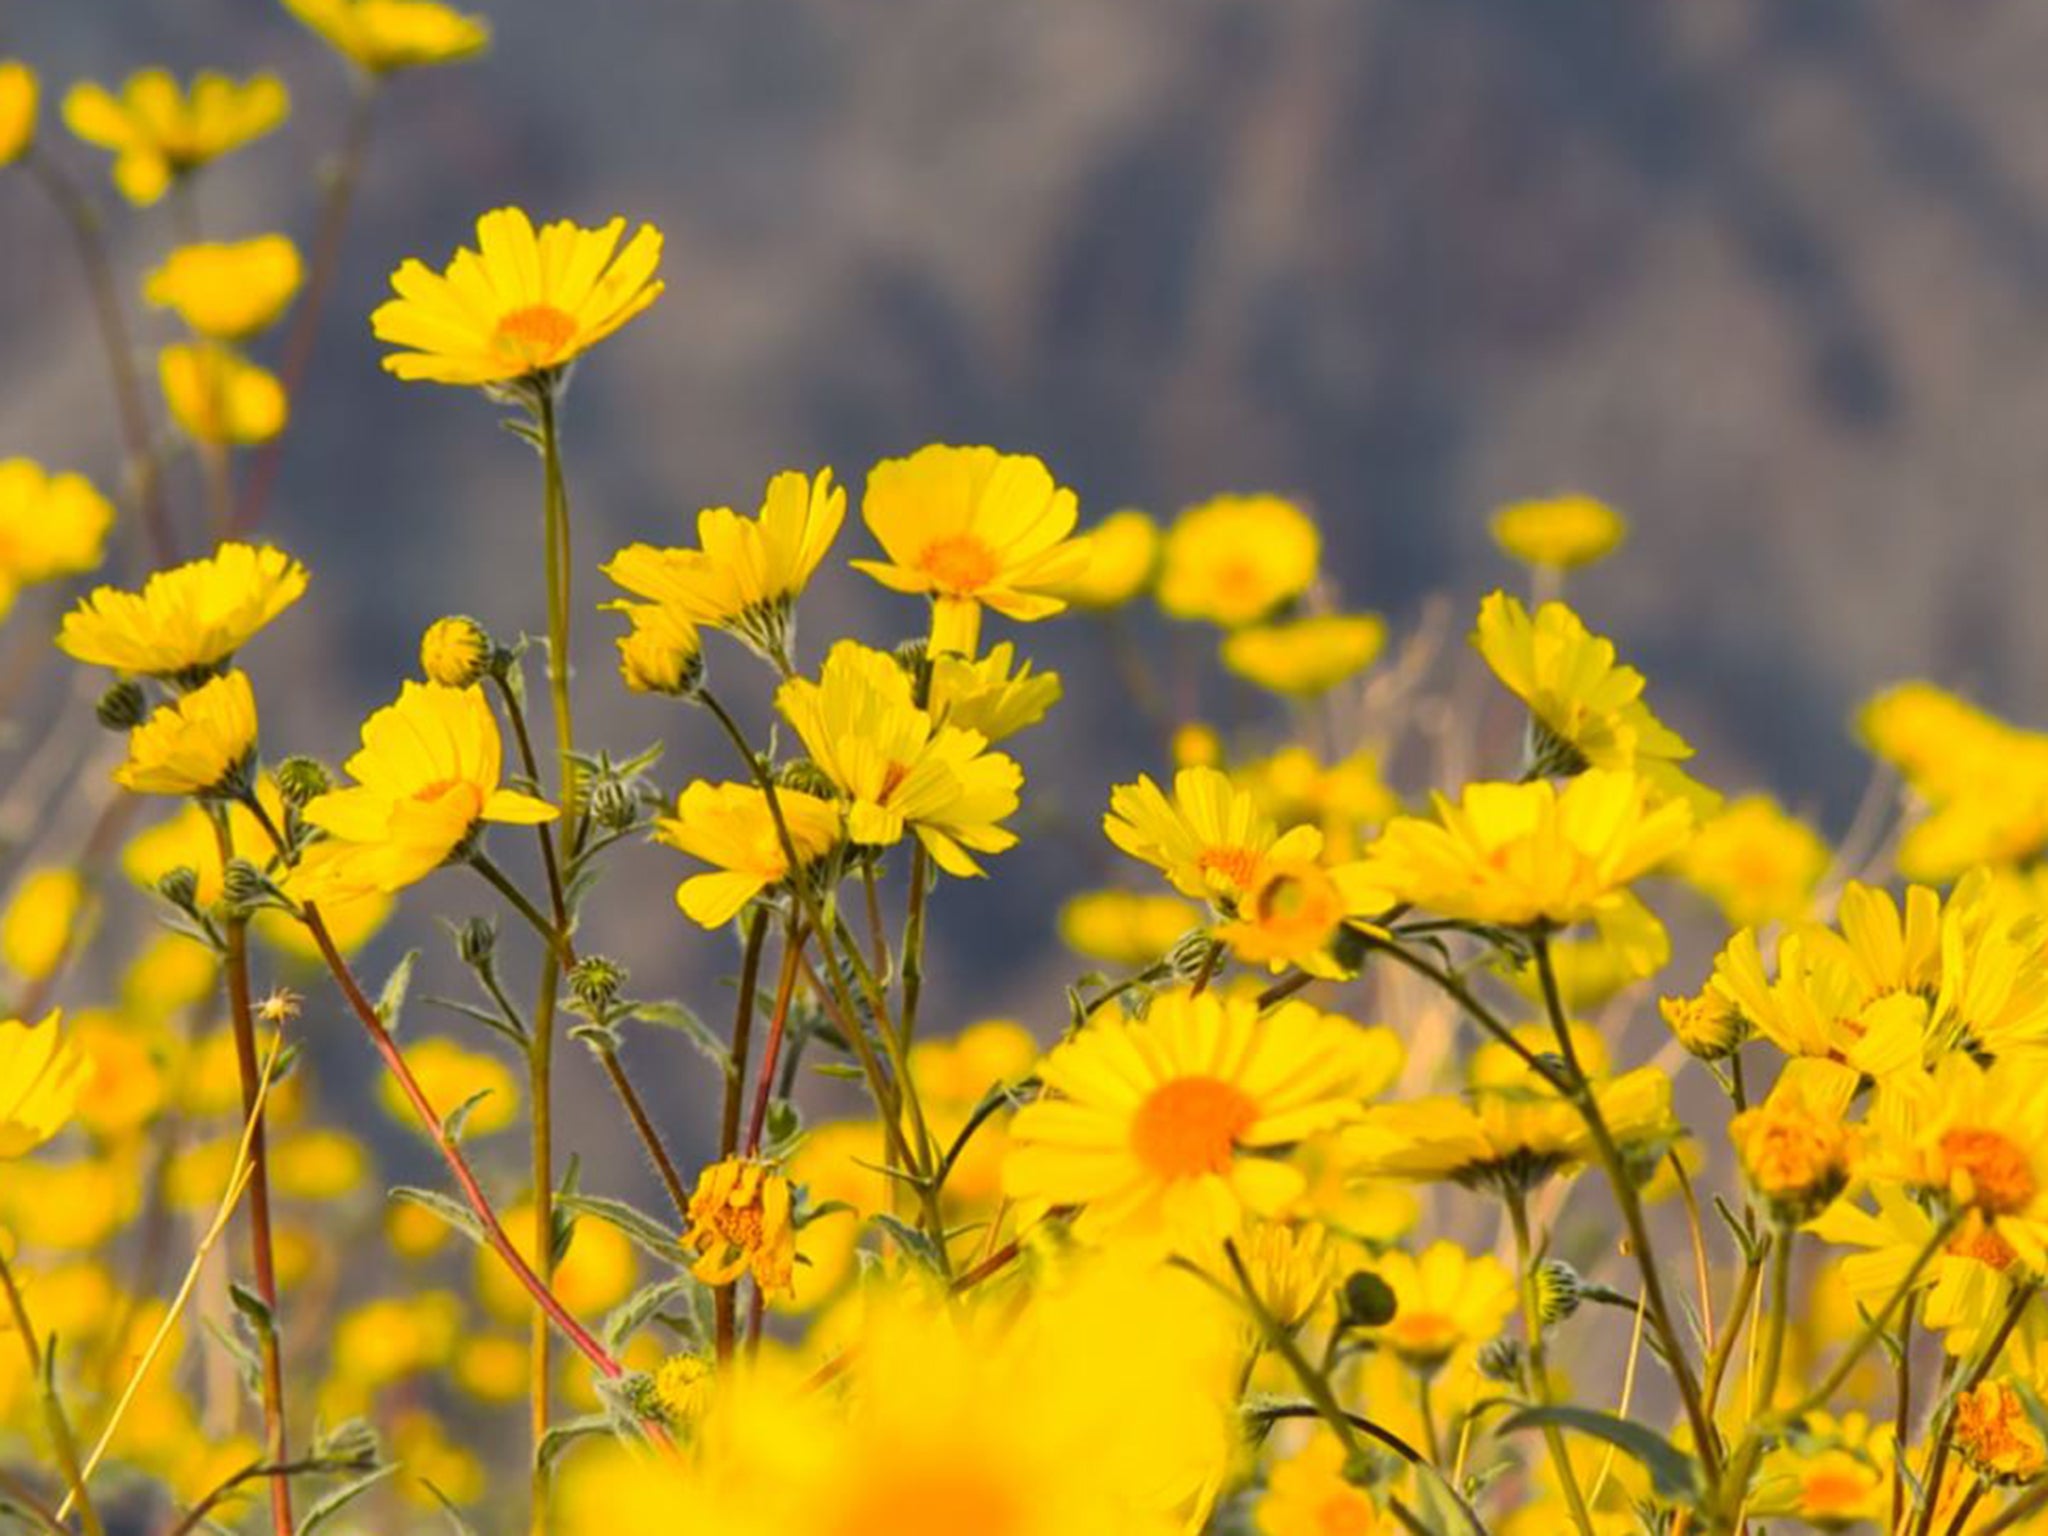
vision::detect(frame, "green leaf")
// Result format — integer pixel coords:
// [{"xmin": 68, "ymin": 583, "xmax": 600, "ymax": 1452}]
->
[
  {"xmin": 424, "ymin": 994, "xmax": 527, "ymax": 1047},
  {"xmin": 866, "ymin": 1213, "xmax": 945, "ymax": 1274},
  {"xmin": 422, "ymin": 1481, "xmax": 481, "ymax": 1535},
  {"xmin": 558, "ymin": 1192, "xmax": 681, "ymax": 1265},
  {"xmin": 389, "ymin": 1186, "xmax": 485, "ymax": 1247},
  {"xmin": 376, "ymin": 950, "xmax": 419, "ymax": 1030},
  {"xmin": 228, "ymin": 1281, "xmax": 274, "ymax": 1339},
  {"xmin": 201, "ymin": 1315, "xmax": 263, "ymax": 1402},
  {"xmin": 602, "ymin": 1274, "xmax": 702, "ymax": 1353},
  {"xmin": 297, "ymin": 1464, "xmax": 397, "ymax": 1534},
  {"xmin": 1498, "ymin": 1405, "xmax": 1701, "ymax": 1501},
  {"xmin": 535, "ymin": 1411, "xmax": 618, "ymax": 1475},
  {"xmin": 441, "ymin": 1087, "xmax": 498, "ymax": 1145},
  {"xmin": 630, "ymin": 1000, "xmax": 733, "ymax": 1078}
]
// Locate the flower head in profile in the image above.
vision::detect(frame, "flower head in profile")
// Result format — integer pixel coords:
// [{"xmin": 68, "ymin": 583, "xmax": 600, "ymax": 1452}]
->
[
  {"xmin": 0, "ymin": 61, "xmax": 38, "ymax": 167},
  {"xmin": 683, "ymin": 1157, "xmax": 797, "ymax": 1295},
  {"xmin": 610, "ymin": 602, "xmax": 704, "ymax": 697},
  {"xmin": 855, "ymin": 444, "xmax": 1088, "ymax": 656},
  {"xmin": 114, "ymin": 670, "xmax": 258, "ymax": 798},
  {"xmin": 283, "ymin": 0, "xmax": 491, "ymax": 74},
  {"xmin": 1104, "ymin": 765, "xmax": 1326, "ymax": 910},
  {"xmin": 0, "ymin": 1012, "xmax": 93, "ymax": 1157},
  {"xmin": 418, "ymin": 615, "xmax": 492, "ymax": 688},
  {"xmin": 776, "ymin": 641, "xmax": 1021, "ymax": 876},
  {"xmin": 1157, "ymin": 494, "xmax": 1319, "ymax": 629},
  {"xmin": 146, "ymin": 236, "xmax": 303, "ymax": 340},
  {"xmin": 63, "ymin": 69, "xmax": 287, "ymax": 205},
  {"xmin": 159, "ymin": 344, "xmax": 288, "ymax": 445},
  {"xmin": 0, "ymin": 459, "xmax": 112, "ymax": 618},
  {"xmin": 655, "ymin": 781, "xmax": 840, "ymax": 928},
  {"xmin": 1046, "ymin": 509, "xmax": 1159, "ymax": 610},
  {"xmin": 1220, "ymin": 612, "xmax": 1384, "ymax": 697},
  {"xmin": 1004, "ymin": 987, "xmax": 1377, "ymax": 1247},
  {"xmin": 927, "ymin": 642, "xmax": 1062, "ymax": 743},
  {"xmin": 1215, "ymin": 847, "xmax": 1389, "ymax": 977},
  {"xmin": 603, "ymin": 467, "xmax": 842, "ymax": 666},
  {"xmin": 1729, "ymin": 1072, "xmax": 1860, "ymax": 1223},
  {"xmin": 58, "ymin": 542, "xmax": 306, "ymax": 679},
  {"xmin": 294, "ymin": 682, "xmax": 555, "ymax": 900},
  {"xmin": 1489, "ymin": 494, "xmax": 1627, "ymax": 571},
  {"xmin": 372, "ymin": 207, "xmax": 664, "ymax": 386}
]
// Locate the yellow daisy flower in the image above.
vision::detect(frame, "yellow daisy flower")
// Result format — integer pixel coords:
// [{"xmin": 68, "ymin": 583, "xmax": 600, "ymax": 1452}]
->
[
  {"xmin": 655, "ymin": 780, "xmax": 841, "ymax": 929},
  {"xmin": 0, "ymin": 1011, "xmax": 93, "ymax": 1157},
  {"xmin": 371, "ymin": 206, "xmax": 665, "ymax": 386},
  {"xmin": 1860, "ymin": 683, "xmax": 2048, "ymax": 881},
  {"xmin": 1255, "ymin": 1432, "xmax": 1386, "ymax": 1536},
  {"xmin": 683, "ymin": 1156, "xmax": 798, "ymax": 1296},
  {"xmin": 1219, "ymin": 612, "xmax": 1386, "ymax": 697},
  {"xmin": 1104, "ymin": 765, "xmax": 1323, "ymax": 909},
  {"xmin": 145, "ymin": 236, "xmax": 303, "ymax": 340},
  {"xmin": 1057, "ymin": 889, "xmax": 1205, "ymax": 968},
  {"xmin": 1750, "ymin": 1413, "xmax": 1892, "ymax": 1527},
  {"xmin": 114, "ymin": 670, "xmax": 258, "ymax": 798},
  {"xmin": 1366, "ymin": 1241, "xmax": 1516, "ymax": 1370},
  {"xmin": 1489, "ymin": 494, "xmax": 1627, "ymax": 571},
  {"xmin": 0, "ymin": 61, "xmax": 38, "ymax": 167},
  {"xmin": 1003, "ymin": 987, "xmax": 1377, "ymax": 1247},
  {"xmin": 159, "ymin": 343, "xmax": 288, "ymax": 445},
  {"xmin": 854, "ymin": 443, "xmax": 1089, "ymax": 657},
  {"xmin": 1156, "ymin": 494, "xmax": 1319, "ymax": 629},
  {"xmin": 602, "ymin": 466, "xmax": 843, "ymax": 664},
  {"xmin": 58, "ymin": 541, "xmax": 306, "ymax": 677},
  {"xmin": 1955, "ymin": 1379, "xmax": 2048, "ymax": 1486},
  {"xmin": 776, "ymin": 640, "xmax": 1021, "ymax": 876},
  {"xmin": 282, "ymin": 0, "xmax": 491, "ymax": 74},
  {"xmin": 927, "ymin": 642, "xmax": 1062, "ymax": 743},
  {"xmin": 1214, "ymin": 844, "xmax": 1389, "ymax": 977},
  {"xmin": 1047, "ymin": 508, "xmax": 1159, "ymax": 610},
  {"xmin": 1887, "ymin": 1053, "xmax": 2048, "ymax": 1271},
  {"xmin": 610, "ymin": 601, "xmax": 704, "ymax": 696},
  {"xmin": 62, "ymin": 69, "xmax": 287, "ymax": 206},
  {"xmin": 295, "ymin": 682, "xmax": 556, "ymax": 900},
  {"xmin": 1729, "ymin": 1075, "xmax": 1860, "ymax": 1222},
  {"xmin": 0, "ymin": 458, "xmax": 113, "ymax": 618},
  {"xmin": 1673, "ymin": 793, "xmax": 1830, "ymax": 928},
  {"xmin": 1351, "ymin": 768, "xmax": 1693, "ymax": 929},
  {"xmin": 0, "ymin": 869, "xmax": 90, "ymax": 983}
]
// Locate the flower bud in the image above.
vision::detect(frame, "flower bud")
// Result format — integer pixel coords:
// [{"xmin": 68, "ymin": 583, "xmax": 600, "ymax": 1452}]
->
[
  {"xmin": 1730, "ymin": 1089, "xmax": 1858, "ymax": 1224},
  {"xmin": 1659, "ymin": 986, "xmax": 1746, "ymax": 1061},
  {"xmin": 220, "ymin": 857, "xmax": 273, "ymax": 910},
  {"xmin": 1477, "ymin": 1336, "xmax": 1525, "ymax": 1384},
  {"xmin": 616, "ymin": 608, "xmax": 703, "ymax": 698},
  {"xmin": 589, "ymin": 776, "xmax": 637, "ymax": 833},
  {"xmin": 1338, "ymin": 1269, "xmax": 1397, "ymax": 1330},
  {"xmin": 774, "ymin": 759, "xmax": 838, "ymax": 800},
  {"xmin": 1165, "ymin": 930, "xmax": 1222, "ymax": 982},
  {"xmin": 95, "ymin": 680, "xmax": 148, "ymax": 731},
  {"xmin": 570, "ymin": 955, "xmax": 627, "ymax": 1014},
  {"xmin": 273, "ymin": 755, "xmax": 333, "ymax": 807},
  {"xmin": 652, "ymin": 1352, "xmax": 716, "ymax": 1428},
  {"xmin": 156, "ymin": 866, "xmax": 201, "ymax": 913},
  {"xmin": 420, "ymin": 616, "xmax": 492, "ymax": 688},
  {"xmin": 1534, "ymin": 1259, "xmax": 1582, "ymax": 1325},
  {"xmin": 457, "ymin": 917, "xmax": 498, "ymax": 968}
]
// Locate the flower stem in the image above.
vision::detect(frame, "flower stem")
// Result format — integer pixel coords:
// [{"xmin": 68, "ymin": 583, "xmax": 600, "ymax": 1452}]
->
[{"xmin": 1507, "ymin": 1191, "xmax": 1599, "ymax": 1536}]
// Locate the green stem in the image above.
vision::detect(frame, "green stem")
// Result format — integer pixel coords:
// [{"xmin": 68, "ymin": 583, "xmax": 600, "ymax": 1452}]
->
[
  {"xmin": 715, "ymin": 909, "xmax": 775, "ymax": 1363},
  {"xmin": 1911, "ymin": 1284, "xmax": 2036, "ymax": 1536},
  {"xmin": 471, "ymin": 851, "xmax": 572, "ymax": 966},
  {"xmin": 0, "ymin": 1245, "xmax": 106, "ymax": 1536},
  {"xmin": 1508, "ymin": 1192, "xmax": 1599, "ymax": 1536}
]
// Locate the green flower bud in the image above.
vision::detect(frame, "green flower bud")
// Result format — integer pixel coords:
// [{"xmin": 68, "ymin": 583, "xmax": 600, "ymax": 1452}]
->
[
  {"xmin": 156, "ymin": 866, "xmax": 201, "ymax": 913},
  {"xmin": 273, "ymin": 755, "xmax": 333, "ymax": 807},
  {"xmin": 1339, "ymin": 1269, "xmax": 1397, "ymax": 1330},
  {"xmin": 95, "ymin": 680, "xmax": 148, "ymax": 731},
  {"xmin": 570, "ymin": 955, "xmax": 627, "ymax": 1014}
]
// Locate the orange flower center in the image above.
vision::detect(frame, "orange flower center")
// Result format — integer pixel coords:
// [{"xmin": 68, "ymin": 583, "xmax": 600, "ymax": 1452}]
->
[
  {"xmin": 1800, "ymin": 1463, "xmax": 1874, "ymax": 1516},
  {"xmin": 1951, "ymin": 1226, "xmax": 2021, "ymax": 1271},
  {"xmin": 1314, "ymin": 1491, "xmax": 1379, "ymax": 1536},
  {"xmin": 491, "ymin": 303, "xmax": 578, "ymax": 367},
  {"xmin": 1130, "ymin": 1075, "xmax": 1257, "ymax": 1179},
  {"xmin": 916, "ymin": 534, "xmax": 1001, "ymax": 594},
  {"xmin": 1251, "ymin": 865, "xmax": 1342, "ymax": 942},
  {"xmin": 1196, "ymin": 845, "xmax": 1264, "ymax": 892},
  {"xmin": 1942, "ymin": 1128, "xmax": 2039, "ymax": 1215},
  {"xmin": 1386, "ymin": 1310, "xmax": 1458, "ymax": 1359}
]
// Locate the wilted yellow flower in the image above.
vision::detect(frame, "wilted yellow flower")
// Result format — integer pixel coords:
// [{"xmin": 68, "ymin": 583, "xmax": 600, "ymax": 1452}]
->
[
  {"xmin": 1730, "ymin": 1077, "xmax": 1859, "ymax": 1222},
  {"xmin": 283, "ymin": 0, "xmax": 491, "ymax": 74},
  {"xmin": 59, "ymin": 542, "xmax": 306, "ymax": 677},
  {"xmin": 376, "ymin": 1037, "xmax": 517, "ymax": 1136},
  {"xmin": 1955, "ymin": 1380, "xmax": 2048, "ymax": 1485},
  {"xmin": 855, "ymin": 444, "xmax": 1089, "ymax": 656},
  {"xmin": 0, "ymin": 459, "xmax": 113, "ymax": 618},
  {"xmin": 419, "ymin": 614, "xmax": 491, "ymax": 687},
  {"xmin": 114, "ymin": 670, "xmax": 257, "ymax": 797},
  {"xmin": 610, "ymin": 602, "xmax": 704, "ymax": 696},
  {"xmin": 1489, "ymin": 494, "xmax": 1627, "ymax": 571},
  {"xmin": 295, "ymin": 682, "xmax": 556, "ymax": 899},
  {"xmin": 1353, "ymin": 769, "xmax": 1693, "ymax": 929},
  {"xmin": 1674, "ymin": 794, "xmax": 1830, "ymax": 928},
  {"xmin": 1, "ymin": 868, "xmax": 91, "ymax": 982},
  {"xmin": 603, "ymin": 467, "xmax": 843, "ymax": 665},
  {"xmin": 0, "ymin": 1012, "xmax": 91, "ymax": 1155},
  {"xmin": 1104, "ymin": 766, "xmax": 1323, "ymax": 909},
  {"xmin": 1256, "ymin": 1432, "xmax": 1385, "ymax": 1536},
  {"xmin": 1365, "ymin": 1241, "xmax": 1516, "ymax": 1369},
  {"xmin": 1048, "ymin": 508, "xmax": 1159, "ymax": 610},
  {"xmin": 656, "ymin": 781, "xmax": 840, "ymax": 928},
  {"xmin": 159, "ymin": 342, "xmax": 287, "ymax": 445},
  {"xmin": 928, "ymin": 642, "xmax": 1061, "ymax": 743},
  {"xmin": 145, "ymin": 236, "xmax": 302, "ymax": 340},
  {"xmin": 1157, "ymin": 494, "xmax": 1319, "ymax": 628},
  {"xmin": 1057, "ymin": 889, "xmax": 1204, "ymax": 967},
  {"xmin": 1220, "ymin": 613, "xmax": 1385, "ymax": 697},
  {"xmin": 684, "ymin": 1156, "xmax": 797, "ymax": 1295},
  {"xmin": 1004, "ymin": 988, "xmax": 1375, "ymax": 1248},
  {"xmin": 372, "ymin": 206, "xmax": 664, "ymax": 385},
  {"xmin": 777, "ymin": 640, "xmax": 1021, "ymax": 876},
  {"xmin": 63, "ymin": 69, "xmax": 287, "ymax": 205},
  {"xmin": 0, "ymin": 62, "xmax": 37, "ymax": 166}
]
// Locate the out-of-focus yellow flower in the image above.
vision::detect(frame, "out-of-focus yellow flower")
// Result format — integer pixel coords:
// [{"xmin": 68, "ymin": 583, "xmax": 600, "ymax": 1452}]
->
[
  {"xmin": 656, "ymin": 780, "xmax": 840, "ymax": 928},
  {"xmin": 1104, "ymin": 766, "xmax": 1323, "ymax": 909},
  {"xmin": 0, "ymin": 62, "xmax": 38, "ymax": 166},
  {"xmin": 610, "ymin": 601, "xmax": 704, "ymax": 696},
  {"xmin": 372, "ymin": 207, "xmax": 664, "ymax": 385},
  {"xmin": 114, "ymin": 669, "xmax": 257, "ymax": 797},
  {"xmin": 1220, "ymin": 613, "xmax": 1385, "ymax": 697},
  {"xmin": 2, "ymin": 1153, "xmax": 135, "ymax": 1244},
  {"xmin": 0, "ymin": 458, "xmax": 112, "ymax": 618},
  {"xmin": 1047, "ymin": 508, "xmax": 1159, "ymax": 610},
  {"xmin": 1353, "ymin": 769, "xmax": 1692, "ymax": 929},
  {"xmin": 928, "ymin": 642, "xmax": 1061, "ymax": 743},
  {"xmin": 1750, "ymin": 1412, "xmax": 1892, "ymax": 1527},
  {"xmin": 1673, "ymin": 794, "xmax": 1829, "ymax": 928},
  {"xmin": 391, "ymin": 1407, "xmax": 485, "ymax": 1509},
  {"xmin": 0, "ymin": 1011, "xmax": 92, "ymax": 1156},
  {"xmin": 386, "ymin": 1196, "xmax": 451, "ymax": 1261},
  {"xmin": 1173, "ymin": 722, "xmax": 1224, "ymax": 768},
  {"xmin": 777, "ymin": 641, "xmax": 1021, "ymax": 877},
  {"xmin": 295, "ymin": 682, "xmax": 555, "ymax": 900},
  {"xmin": 59, "ymin": 541, "xmax": 306, "ymax": 677},
  {"xmin": 1005, "ymin": 987, "xmax": 1375, "ymax": 1248},
  {"xmin": 478, "ymin": 1202, "xmax": 636, "ymax": 1320},
  {"xmin": 330, "ymin": 1292, "xmax": 463, "ymax": 1392},
  {"xmin": 652, "ymin": 1351, "xmax": 716, "ymax": 1426},
  {"xmin": 123, "ymin": 932, "xmax": 219, "ymax": 1016},
  {"xmin": 603, "ymin": 467, "xmax": 842, "ymax": 665},
  {"xmin": 71, "ymin": 1012, "xmax": 167, "ymax": 1139},
  {"xmin": 63, "ymin": 69, "xmax": 287, "ymax": 205},
  {"xmin": 855, "ymin": 444, "xmax": 1089, "ymax": 657},
  {"xmin": 1, "ymin": 868, "xmax": 90, "ymax": 982},
  {"xmin": 1954, "ymin": 1379, "xmax": 2048, "ymax": 1485},
  {"xmin": 159, "ymin": 342, "xmax": 287, "ymax": 445},
  {"xmin": 376, "ymin": 1037, "xmax": 517, "ymax": 1136},
  {"xmin": 1056, "ymin": 889, "xmax": 1203, "ymax": 968},
  {"xmin": 1489, "ymin": 494, "xmax": 1627, "ymax": 571},
  {"xmin": 684, "ymin": 1156, "xmax": 798, "ymax": 1295},
  {"xmin": 1365, "ymin": 1241, "xmax": 1515, "ymax": 1370},
  {"xmin": 452, "ymin": 1333, "xmax": 528, "ymax": 1404},
  {"xmin": 283, "ymin": 0, "xmax": 491, "ymax": 74},
  {"xmin": 1256, "ymin": 1431, "xmax": 1385, "ymax": 1536},
  {"xmin": 1496, "ymin": 890, "xmax": 1670, "ymax": 1012},
  {"xmin": 418, "ymin": 614, "xmax": 491, "ymax": 687},
  {"xmin": 1237, "ymin": 746, "xmax": 1399, "ymax": 862},
  {"xmin": 1860, "ymin": 682, "xmax": 2048, "ymax": 881},
  {"xmin": 1730, "ymin": 1075, "xmax": 1859, "ymax": 1222},
  {"xmin": 271, "ymin": 1128, "xmax": 369, "ymax": 1199},
  {"xmin": 1157, "ymin": 494, "xmax": 1318, "ymax": 629},
  {"xmin": 145, "ymin": 236, "xmax": 302, "ymax": 340}
]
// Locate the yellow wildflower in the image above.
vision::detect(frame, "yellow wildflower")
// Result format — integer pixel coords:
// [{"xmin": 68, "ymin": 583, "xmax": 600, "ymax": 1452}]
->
[
  {"xmin": 61, "ymin": 543, "xmax": 305, "ymax": 678},
  {"xmin": 1888, "ymin": 1054, "xmax": 2048, "ymax": 1271},
  {"xmin": 1729, "ymin": 1075, "xmax": 1859, "ymax": 1222},
  {"xmin": 1658, "ymin": 983, "xmax": 1746, "ymax": 1060},
  {"xmin": 0, "ymin": 459, "xmax": 114, "ymax": 617},
  {"xmin": 1751, "ymin": 1413, "xmax": 1892, "ymax": 1527},
  {"xmin": 652, "ymin": 1352, "xmax": 716, "ymax": 1426},
  {"xmin": 1236, "ymin": 746, "xmax": 1399, "ymax": 862},
  {"xmin": 159, "ymin": 342, "xmax": 288, "ymax": 445},
  {"xmin": 0, "ymin": 1012, "xmax": 92, "ymax": 1156},
  {"xmin": 295, "ymin": 682, "xmax": 556, "ymax": 899},
  {"xmin": 684, "ymin": 1156, "xmax": 797, "ymax": 1295},
  {"xmin": 656, "ymin": 781, "xmax": 840, "ymax": 928},
  {"xmin": 855, "ymin": 443, "xmax": 1089, "ymax": 656},
  {"xmin": 1366, "ymin": 1241, "xmax": 1516, "ymax": 1370},
  {"xmin": 1860, "ymin": 683, "xmax": 2048, "ymax": 880},
  {"xmin": 477, "ymin": 1202, "xmax": 636, "ymax": 1320},
  {"xmin": 283, "ymin": 0, "xmax": 491, "ymax": 73},
  {"xmin": 145, "ymin": 236, "xmax": 303, "ymax": 340},
  {"xmin": 1057, "ymin": 889, "xmax": 1204, "ymax": 968},
  {"xmin": 1220, "ymin": 613, "xmax": 1385, "ymax": 697},
  {"xmin": 1256, "ymin": 1432, "xmax": 1385, "ymax": 1536},
  {"xmin": 1954, "ymin": 1380, "xmax": 2048, "ymax": 1485},
  {"xmin": 418, "ymin": 615, "xmax": 491, "ymax": 687},
  {"xmin": 0, "ymin": 61, "xmax": 37, "ymax": 166},
  {"xmin": 63, "ymin": 69, "xmax": 287, "ymax": 205},
  {"xmin": 610, "ymin": 601, "xmax": 704, "ymax": 696},
  {"xmin": 1104, "ymin": 765, "xmax": 1324, "ymax": 909},
  {"xmin": 1673, "ymin": 793, "xmax": 1830, "ymax": 928},
  {"xmin": 1157, "ymin": 494, "xmax": 1319, "ymax": 628},
  {"xmin": 114, "ymin": 670, "xmax": 258, "ymax": 797},
  {"xmin": 1215, "ymin": 845, "xmax": 1388, "ymax": 976},
  {"xmin": 927, "ymin": 642, "xmax": 1062, "ymax": 742},
  {"xmin": 1047, "ymin": 508, "xmax": 1159, "ymax": 609},
  {"xmin": 372, "ymin": 206, "xmax": 665, "ymax": 386},
  {"xmin": 1489, "ymin": 494, "xmax": 1627, "ymax": 571},
  {"xmin": 776, "ymin": 640, "xmax": 1021, "ymax": 876},
  {"xmin": 1, "ymin": 868, "xmax": 91, "ymax": 982}
]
